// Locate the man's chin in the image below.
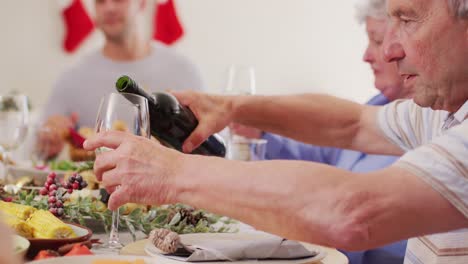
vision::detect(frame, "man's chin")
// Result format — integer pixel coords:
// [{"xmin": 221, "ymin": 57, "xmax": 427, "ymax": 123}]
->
[
  {"xmin": 101, "ymin": 28, "xmax": 125, "ymax": 40},
  {"xmin": 104, "ymin": 32, "xmax": 126, "ymax": 43},
  {"xmin": 413, "ymin": 95, "xmax": 445, "ymax": 111}
]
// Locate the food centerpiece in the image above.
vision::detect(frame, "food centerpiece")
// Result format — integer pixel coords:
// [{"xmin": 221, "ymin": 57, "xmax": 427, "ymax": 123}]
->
[{"xmin": 1, "ymin": 160, "xmax": 236, "ymax": 260}]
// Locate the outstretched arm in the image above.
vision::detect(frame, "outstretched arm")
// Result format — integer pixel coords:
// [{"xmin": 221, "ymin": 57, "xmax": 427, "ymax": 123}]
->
[
  {"xmin": 84, "ymin": 131, "xmax": 467, "ymax": 250},
  {"xmin": 172, "ymin": 91, "xmax": 403, "ymax": 156}
]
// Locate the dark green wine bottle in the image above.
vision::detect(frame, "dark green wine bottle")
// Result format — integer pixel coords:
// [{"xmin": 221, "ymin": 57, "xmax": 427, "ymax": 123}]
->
[{"xmin": 115, "ymin": 75, "xmax": 226, "ymax": 157}]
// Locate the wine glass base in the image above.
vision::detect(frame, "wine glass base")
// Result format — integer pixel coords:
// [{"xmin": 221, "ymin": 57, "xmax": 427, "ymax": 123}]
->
[{"xmin": 92, "ymin": 241, "xmax": 124, "ymax": 254}]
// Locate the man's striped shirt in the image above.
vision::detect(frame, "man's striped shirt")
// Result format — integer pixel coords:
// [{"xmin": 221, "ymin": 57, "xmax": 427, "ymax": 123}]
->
[{"xmin": 378, "ymin": 99, "xmax": 468, "ymax": 264}]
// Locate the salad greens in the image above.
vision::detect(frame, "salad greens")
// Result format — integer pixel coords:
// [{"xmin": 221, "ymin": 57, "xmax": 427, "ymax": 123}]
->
[{"xmin": 49, "ymin": 160, "xmax": 94, "ymax": 172}]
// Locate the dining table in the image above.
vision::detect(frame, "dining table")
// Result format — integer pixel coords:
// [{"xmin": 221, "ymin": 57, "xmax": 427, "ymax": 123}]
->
[{"xmin": 93, "ymin": 226, "xmax": 349, "ymax": 264}]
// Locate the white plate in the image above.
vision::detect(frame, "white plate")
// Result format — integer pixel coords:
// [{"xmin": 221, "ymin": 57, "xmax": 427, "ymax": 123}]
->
[
  {"xmin": 14, "ymin": 235, "xmax": 30, "ymax": 258},
  {"xmin": 27, "ymin": 255, "xmax": 156, "ymax": 264},
  {"xmin": 145, "ymin": 232, "xmax": 327, "ymax": 264},
  {"xmin": 6, "ymin": 164, "xmax": 67, "ymax": 185}
]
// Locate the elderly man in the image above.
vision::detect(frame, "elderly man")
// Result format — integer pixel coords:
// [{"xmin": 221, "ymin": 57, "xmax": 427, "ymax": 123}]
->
[
  {"xmin": 39, "ymin": 0, "xmax": 203, "ymax": 158},
  {"xmin": 85, "ymin": 0, "xmax": 467, "ymax": 263}
]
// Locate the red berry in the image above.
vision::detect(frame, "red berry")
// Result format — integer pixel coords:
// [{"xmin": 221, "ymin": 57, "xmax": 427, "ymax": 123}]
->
[
  {"xmin": 44, "ymin": 182, "xmax": 50, "ymax": 189},
  {"xmin": 48, "ymin": 190, "xmax": 57, "ymax": 197},
  {"xmin": 49, "ymin": 208, "xmax": 58, "ymax": 215},
  {"xmin": 56, "ymin": 201, "xmax": 63, "ymax": 208},
  {"xmin": 39, "ymin": 188, "xmax": 48, "ymax": 196},
  {"xmin": 46, "ymin": 178, "xmax": 54, "ymax": 185},
  {"xmin": 72, "ymin": 182, "xmax": 79, "ymax": 190},
  {"xmin": 3, "ymin": 197, "xmax": 13, "ymax": 202},
  {"xmin": 48, "ymin": 172, "xmax": 56, "ymax": 179},
  {"xmin": 75, "ymin": 175, "xmax": 83, "ymax": 182},
  {"xmin": 67, "ymin": 188, "xmax": 73, "ymax": 194},
  {"xmin": 49, "ymin": 184, "xmax": 58, "ymax": 191},
  {"xmin": 80, "ymin": 181, "xmax": 88, "ymax": 189},
  {"xmin": 48, "ymin": 196, "xmax": 57, "ymax": 203},
  {"xmin": 66, "ymin": 183, "xmax": 72, "ymax": 189}
]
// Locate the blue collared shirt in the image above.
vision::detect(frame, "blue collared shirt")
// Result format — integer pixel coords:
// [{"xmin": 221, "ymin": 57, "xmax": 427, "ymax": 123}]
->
[{"xmin": 262, "ymin": 93, "xmax": 407, "ymax": 264}]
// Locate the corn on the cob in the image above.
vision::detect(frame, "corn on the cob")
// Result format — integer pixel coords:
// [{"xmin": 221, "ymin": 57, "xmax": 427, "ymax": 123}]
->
[
  {"xmin": 1, "ymin": 212, "xmax": 34, "ymax": 238},
  {"xmin": 0, "ymin": 201, "xmax": 36, "ymax": 220},
  {"xmin": 27, "ymin": 210, "xmax": 76, "ymax": 239}
]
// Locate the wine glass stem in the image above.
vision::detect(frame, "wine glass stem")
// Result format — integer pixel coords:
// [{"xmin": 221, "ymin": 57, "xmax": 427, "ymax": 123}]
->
[
  {"xmin": 1, "ymin": 151, "xmax": 11, "ymax": 182},
  {"xmin": 108, "ymin": 208, "xmax": 121, "ymax": 247}
]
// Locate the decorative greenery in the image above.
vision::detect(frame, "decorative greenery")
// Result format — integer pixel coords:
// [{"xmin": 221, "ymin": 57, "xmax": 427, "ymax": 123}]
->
[
  {"xmin": 12, "ymin": 190, "xmax": 237, "ymax": 241},
  {"xmin": 49, "ymin": 160, "xmax": 94, "ymax": 172}
]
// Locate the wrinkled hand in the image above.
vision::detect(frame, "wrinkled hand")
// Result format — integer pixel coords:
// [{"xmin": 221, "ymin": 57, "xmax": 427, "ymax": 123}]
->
[
  {"xmin": 36, "ymin": 126, "xmax": 64, "ymax": 159},
  {"xmin": 170, "ymin": 90, "xmax": 234, "ymax": 153},
  {"xmin": 83, "ymin": 131, "xmax": 186, "ymax": 210},
  {"xmin": 37, "ymin": 114, "xmax": 78, "ymax": 158},
  {"xmin": 230, "ymin": 123, "xmax": 263, "ymax": 139},
  {"xmin": 45, "ymin": 113, "xmax": 78, "ymax": 138}
]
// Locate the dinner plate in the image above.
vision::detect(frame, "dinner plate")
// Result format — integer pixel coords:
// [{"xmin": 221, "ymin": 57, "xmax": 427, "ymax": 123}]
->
[
  {"xmin": 27, "ymin": 255, "xmax": 156, "ymax": 263},
  {"xmin": 14, "ymin": 234, "xmax": 30, "ymax": 258},
  {"xmin": 27, "ymin": 223, "xmax": 93, "ymax": 259},
  {"xmin": 144, "ymin": 232, "xmax": 327, "ymax": 264},
  {"xmin": 6, "ymin": 164, "xmax": 67, "ymax": 186}
]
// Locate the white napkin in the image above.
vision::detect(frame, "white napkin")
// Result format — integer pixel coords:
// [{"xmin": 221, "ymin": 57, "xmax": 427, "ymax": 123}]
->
[{"xmin": 158, "ymin": 234, "xmax": 317, "ymax": 262}]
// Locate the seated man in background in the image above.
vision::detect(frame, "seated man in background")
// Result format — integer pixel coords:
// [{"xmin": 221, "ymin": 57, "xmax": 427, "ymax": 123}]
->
[
  {"xmin": 40, "ymin": 0, "xmax": 203, "ymax": 158},
  {"xmin": 233, "ymin": 1, "xmax": 410, "ymax": 262}
]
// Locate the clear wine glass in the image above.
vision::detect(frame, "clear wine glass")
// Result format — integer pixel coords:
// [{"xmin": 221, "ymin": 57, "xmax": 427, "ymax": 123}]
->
[
  {"xmin": 0, "ymin": 95, "xmax": 29, "ymax": 182},
  {"xmin": 223, "ymin": 65, "xmax": 257, "ymax": 157},
  {"xmin": 224, "ymin": 65, "xmax": 256, "ymax": 95},
  {"xmin": 94, "ymin": 93, "xmax": 150, "ymax": 252}
]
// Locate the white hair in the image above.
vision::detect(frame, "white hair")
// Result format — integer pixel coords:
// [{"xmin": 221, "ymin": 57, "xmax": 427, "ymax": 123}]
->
[
  {"xmin": 355, "ymin": 0, "xmax": 387, "ymax": 24},
  {"xmin": 356, "ymin": 0, "xmax": 467, "ymax": 23},
  {"xmin": 449, "ymin": 0, "xmax": 468, "ymax": 18}
]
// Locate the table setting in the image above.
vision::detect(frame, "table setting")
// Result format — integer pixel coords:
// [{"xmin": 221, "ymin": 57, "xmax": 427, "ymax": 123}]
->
[{"xmin": 1, "ymin": 85, "xmax": 348, "ymax": 264}]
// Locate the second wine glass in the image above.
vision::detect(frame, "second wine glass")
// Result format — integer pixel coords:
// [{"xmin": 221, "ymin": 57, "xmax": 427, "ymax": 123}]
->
[
  {"xmin": 94, "ymin": 92, "xmax": 150, "ymax": 252},
  {"xmin": 224, "ymin": 65, "xmax": 256, "ymax": 95},
  {"xmin": 0, "ymin": 94, "xmax": 29, "ymax": 182},
  {"xmin": 223, "ymin": 65, "xmax": 257, "ymax": 158}
]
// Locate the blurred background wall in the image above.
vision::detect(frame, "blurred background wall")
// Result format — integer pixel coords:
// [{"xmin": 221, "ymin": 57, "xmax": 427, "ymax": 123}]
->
[{"xmin": 0, "ymin": 0, "xmax": 374, "ymax": 112}]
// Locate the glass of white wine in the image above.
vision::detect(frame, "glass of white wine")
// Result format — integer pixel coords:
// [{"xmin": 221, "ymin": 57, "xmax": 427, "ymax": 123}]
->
[
  {"xmin": 223, "ymin": 65, "xmax": 259, "ymax": 157},
  {"xmin": 0, "ymin": 95, "xmax": 29, "ymax": 182},
  {"xmin": 224, "ymin": 65, "xmax": 256, "ymax": 95},
  {"xmin": 94, "ymin": 92, "xmax": 150, "ymax": 252}
]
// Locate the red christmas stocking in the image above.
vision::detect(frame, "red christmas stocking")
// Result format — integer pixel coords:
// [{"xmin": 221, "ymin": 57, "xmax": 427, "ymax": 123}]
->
[
  {"xmin": 153, "ymin": 0, "xmax": 184, "ymax": 45},
  {"xmin": 59, "ymin": 0, "xmax": 94, "ymax": 53}
]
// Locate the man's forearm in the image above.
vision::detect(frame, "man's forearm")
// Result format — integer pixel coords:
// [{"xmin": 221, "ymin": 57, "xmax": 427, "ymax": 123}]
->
[
  {"xmin": 230, "ymin": 94, "xmax": 364, "ymax": 149},
  {"xmin": 173, "ymin": 156, "xmax": 468, "ymax": 250},
  {"xmin": 174, "ymin": 155, "xmax": 352, "ymax": 247}
]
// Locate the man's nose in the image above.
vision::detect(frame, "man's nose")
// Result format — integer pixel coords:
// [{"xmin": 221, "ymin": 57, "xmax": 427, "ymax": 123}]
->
[
  {"xmin": 383, "ymin": 22, "xmax": 406, "ymax": 63},
  {"xmin": 384, "ymin": 42, "xmax": 405, "ymax": 63}
]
